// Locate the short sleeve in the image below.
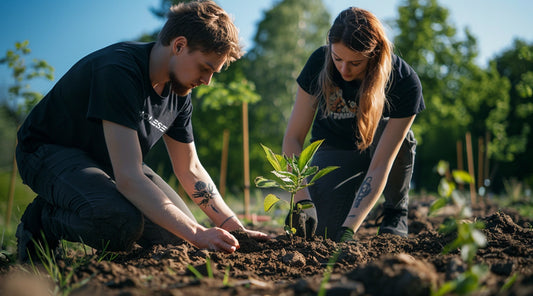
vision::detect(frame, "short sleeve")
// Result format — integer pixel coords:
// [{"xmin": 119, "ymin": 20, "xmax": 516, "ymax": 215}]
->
[
  {"xmin": 87, "ymin": 63, "xmax": 144, "ymax": 130},
  {"xmin": 166, "ymin": 95, "xmax": 194, "ymax": 143},
  {"xmin": 297, "ymin": 46, "xmax": 327, "ymax": 95},
  {"xmin": 385, "ymin": 56, "xmax": 426, "ymax": 118}
]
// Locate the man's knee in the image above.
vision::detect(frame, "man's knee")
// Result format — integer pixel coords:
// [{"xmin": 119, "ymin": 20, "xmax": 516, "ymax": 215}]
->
[{"xmin": 92, "ymin": 206, "xmax": 144, "ymax": 251}]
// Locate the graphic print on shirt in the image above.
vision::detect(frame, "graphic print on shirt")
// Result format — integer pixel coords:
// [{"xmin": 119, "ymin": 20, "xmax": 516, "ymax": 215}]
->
[
  {"xmin": 327, "ymin": 87, "xmax": 357, "ymax": 120},
  {"xmin": 139, "ymin": 110, "xmax": 168, "ymax": 133},
  {"xmin": 138, "ymin": 95, "xmax": 177, "ymax": 136}
]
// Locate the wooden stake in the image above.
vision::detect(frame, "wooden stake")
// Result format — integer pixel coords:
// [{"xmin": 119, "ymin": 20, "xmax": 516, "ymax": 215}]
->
[
  {"xmin": 242, "ymin": 102, "xmax": 250, "ymax": 220},
  {"xmin": 5, "ymin": 150, "xmax": 17, "ymax": 227},
  {"xmin": 477, "ymin": 137, "xmax": 484, "ymax": 193},
  {"xmin": 484, "ymin": 131, "xmax": 490, "ymax": 183},
  {"xmin": 456, "ymin": 140, "xmax": 464, "ymax": 190},
  {"xmin": 465, "ymin": 132, "xmax": 476, "ymax": 205},
  {"xmin": 219, "ymin": 129, "xmax": 230, "ymax": 199}
]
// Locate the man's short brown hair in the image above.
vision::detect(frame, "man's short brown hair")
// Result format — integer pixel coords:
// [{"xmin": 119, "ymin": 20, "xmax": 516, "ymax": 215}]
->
[{"xmin": 158, "ymin": 0, "xmax": 243, "ymax": 66}]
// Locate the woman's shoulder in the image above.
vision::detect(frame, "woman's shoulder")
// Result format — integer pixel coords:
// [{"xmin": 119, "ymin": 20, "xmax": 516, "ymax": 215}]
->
[{"xmin": 391, "ymin": 54, "xmax": 419, "ymax": 80}]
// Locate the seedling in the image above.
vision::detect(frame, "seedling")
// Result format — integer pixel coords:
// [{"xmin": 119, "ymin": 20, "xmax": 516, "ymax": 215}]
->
[
  {"xmin": 430, "ymin": 160, "xmax": 488, "ymax": 296},
  {"xmin": 254, "ymin": 140, "xmax": 339, "ymax": 237}
]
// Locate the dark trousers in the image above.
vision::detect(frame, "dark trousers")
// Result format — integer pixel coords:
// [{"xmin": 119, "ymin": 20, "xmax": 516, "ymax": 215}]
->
[
  {"xmin": 16, "ymin": 144, "xmax": 196, "ymax": 251},
  {"xmin": 308, "ymin": 118, "xmax": 417, "ymax": 237}
]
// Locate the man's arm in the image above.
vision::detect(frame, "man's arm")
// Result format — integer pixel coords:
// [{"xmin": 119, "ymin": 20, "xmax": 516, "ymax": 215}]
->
[
  {"xmin": 103, "ymin": 120, "xmax": 240, "ymax": 252},
  {"xmin": 163, "ymin": 135, "xmax": 270, "ymax": 239},
  {"xmin": 342, "ymin": 116, "xmax": 416, "ymax": 233}
]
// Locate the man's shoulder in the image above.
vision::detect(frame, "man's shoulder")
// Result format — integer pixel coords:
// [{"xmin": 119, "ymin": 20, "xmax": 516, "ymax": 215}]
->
[{"xmin": 90, "ymin": 42, "xmax": 154, "ymax": 61}]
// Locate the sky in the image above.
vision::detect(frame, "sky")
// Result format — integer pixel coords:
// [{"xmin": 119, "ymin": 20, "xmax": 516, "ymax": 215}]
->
[{"xmin": 1, "ymin": 0, "xmax": 532, "ymax": 95}]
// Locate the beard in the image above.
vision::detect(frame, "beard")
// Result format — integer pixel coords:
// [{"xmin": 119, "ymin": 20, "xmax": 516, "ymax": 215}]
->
[{"xmin": 169, "ymin": 71, "xmax": 191, "ymax": 96}]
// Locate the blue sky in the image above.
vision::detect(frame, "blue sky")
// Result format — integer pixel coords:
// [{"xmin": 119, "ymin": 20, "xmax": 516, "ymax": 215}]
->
[{"xmin": 1, "ymin": 0, "xmax": 532, "ymax": 95}]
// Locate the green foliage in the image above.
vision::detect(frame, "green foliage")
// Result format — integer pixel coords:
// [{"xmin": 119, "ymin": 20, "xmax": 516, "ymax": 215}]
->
[
  {"xmin": 430, "ymin": 160, "xmax": 488, "ymax": 296},
  {"xmin": 0, "ymin": 40, "xmax": 54, "ymax": 123},
  {"xmin": 493, "ymin": 39, "xmax": 533, "ymax": 186},
  {"xmin": 393, "ymin": 0, "xmax": 513, "ymax": 190},
  {"xmin": 255, "ymin": 140, "xmax": 338, "ymax": 235},
  {"xmin": 29, "ymin": 235, "xmax": 93, "ymax": 295},
  {"xmin": 244, "ymin": 0, "xmax": 331, "ymax": 191},
  {"xmin": 318, "ymin": 248, "xmax": 342, "ymax": 296}
]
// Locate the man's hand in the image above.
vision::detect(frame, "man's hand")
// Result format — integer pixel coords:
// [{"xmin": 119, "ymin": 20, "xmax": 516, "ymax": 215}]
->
[
  {"xmin": 243, "ymin": 229, "xmax": 271, "ymax": 241},
  {"xmin": 194, "ymin": 228, "xmax": 241, "ymax": 253},
  {"xmin": 285, "ymin": 200, "xmax": 317, "ymax": 240},
  {"xmin": 335, "ymin": 227, "xmax": 355, "ymax": 242}
]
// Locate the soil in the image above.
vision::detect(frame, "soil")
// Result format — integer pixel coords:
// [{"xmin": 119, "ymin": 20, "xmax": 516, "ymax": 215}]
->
[{"xmin": 1, "ymin": 197, "xmax": 532, "ymax": 296}]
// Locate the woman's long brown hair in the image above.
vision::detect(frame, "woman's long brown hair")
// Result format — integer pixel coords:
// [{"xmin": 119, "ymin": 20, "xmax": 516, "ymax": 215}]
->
[{"xmin": 316, "ymin": 7, "xmax": 392, "ymax": 150}]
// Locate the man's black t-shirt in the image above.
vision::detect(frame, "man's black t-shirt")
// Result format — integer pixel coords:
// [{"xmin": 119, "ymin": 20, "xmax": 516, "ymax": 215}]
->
[
  {"xmin": 297, "ymin": 46, "xmax": 425, "ymax": 150},
  {"xmin": 17, "ymin": 42, "xmax": 194, "ymax": 166}
]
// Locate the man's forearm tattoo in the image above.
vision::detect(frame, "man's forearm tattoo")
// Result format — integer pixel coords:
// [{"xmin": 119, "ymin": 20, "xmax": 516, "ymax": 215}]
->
[
  {"xmin": 353, "ymin": 176, "xmax": 372, "ymax": 208},
  {"xmin": 192, "ymin": 181, "xmax": 219, "ymax": 213}
]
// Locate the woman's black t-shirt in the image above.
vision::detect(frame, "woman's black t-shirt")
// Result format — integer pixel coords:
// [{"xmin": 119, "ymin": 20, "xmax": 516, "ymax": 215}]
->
[
  {"xmin": 297, "ymin": 46, "xmax": 425, "ymax": 150},
  {"xmin": 17, "ymin": 42, "xmax": 194, "ymax": 166}
]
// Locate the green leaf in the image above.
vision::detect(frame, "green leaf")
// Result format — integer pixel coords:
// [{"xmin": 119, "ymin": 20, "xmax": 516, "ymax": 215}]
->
[
  {"xmin": 298, "ymin": 140, "xmax": 323, "ymax": 171},
  {"xmin": 438, "ymin": 178, "xmax": 455, "ymax": 197},
  {"xmin": 263, "ymin": 194, "xmax": 281, "ymax": 212},
  {"xmin": 438, "ymin": 217, "xmax": 458, "ymax": 234},
  {"xmin": 271, "ymin": 170, "xmax": 296, "ymax": 184},
  {"xmin": 260, "ymin": 144, "xmax": 282, "ymax": 171},
  {"xmin": 301, "ymin": 165, "xmax": 319, "ymax": 179},
  {"xmin": 452, "ymin": 170, "xmax": 474, "ymax": 184},
  {"xmin": 429, "ymin": 196, "xmax": 449, "ymax": 215},
  {"xmin": 436, "ymin": 160, "xmax": 449, "ymax": 177},
  {"xmin": 275, "ymin": 154, "xmax": 287, "ymax": 171},
  {"xmin": 308, "ymin": 166, "xmax": 339, "ymax": 184},
  {"xmin": 254, "ymin": 176, "xmax": 280, "ymax": 188}
]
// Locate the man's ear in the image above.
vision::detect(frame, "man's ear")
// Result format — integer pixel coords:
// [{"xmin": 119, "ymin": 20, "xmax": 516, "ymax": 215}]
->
[{"xmin": 172, "ymin": 36, "xmax": 188, "ymax": 55}]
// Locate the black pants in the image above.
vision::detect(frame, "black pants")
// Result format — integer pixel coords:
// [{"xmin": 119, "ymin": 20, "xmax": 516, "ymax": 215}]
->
[
  {"xmin": 308, "ymin": 118, "xmax": 417, "ymax": 237},
  {"xmin": 16, "ymin": 144, "xmax": 196, "ymax": 251}
]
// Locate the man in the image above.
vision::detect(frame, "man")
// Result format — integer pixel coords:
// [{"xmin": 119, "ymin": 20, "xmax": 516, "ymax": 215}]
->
[{"xmin": 16, "ymin": 0, "xmax": 268, "ymax": 263}]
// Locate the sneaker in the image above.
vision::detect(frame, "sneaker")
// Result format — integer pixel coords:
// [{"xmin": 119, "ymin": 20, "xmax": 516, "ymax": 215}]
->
[
  {"xmin": 376, "ymin": 208, "xmax": 408, "ymax": 237},
  {"xmin": 16, "ymin": 196, "xmax": 58, "ymax": 263}
]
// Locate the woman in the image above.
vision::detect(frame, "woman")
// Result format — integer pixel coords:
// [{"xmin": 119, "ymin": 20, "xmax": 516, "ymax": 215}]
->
[{"xmin": 283, "ymin": 7, "xmax": 425, "ymax": 241}]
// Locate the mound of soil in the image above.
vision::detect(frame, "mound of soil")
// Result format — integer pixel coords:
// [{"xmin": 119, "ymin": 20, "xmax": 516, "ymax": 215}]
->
[{"xmin": 1, "ymin": 198, "xmax": 532, "ymax": 296}]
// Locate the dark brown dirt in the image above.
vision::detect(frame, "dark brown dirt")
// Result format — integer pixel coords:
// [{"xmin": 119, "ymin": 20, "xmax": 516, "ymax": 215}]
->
[{"xmin": 1, "ymin": 198, "xmax": 532, "ymax": 296}]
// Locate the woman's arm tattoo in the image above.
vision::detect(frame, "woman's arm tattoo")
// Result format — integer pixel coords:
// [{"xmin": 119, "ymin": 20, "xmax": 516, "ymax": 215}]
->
[
  {"xmin": 192, "ymin": 181, "xmax": 219, "ymax": 213},
  {"xmin": 353, "ymin": 176, "xmax": 372, "ymax": 208}
]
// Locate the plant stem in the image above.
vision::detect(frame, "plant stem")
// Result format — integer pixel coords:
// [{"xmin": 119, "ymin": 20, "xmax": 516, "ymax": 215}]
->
[{"xmin": 289, "ymin": 192, "xmax": 295, "ymax": 237}]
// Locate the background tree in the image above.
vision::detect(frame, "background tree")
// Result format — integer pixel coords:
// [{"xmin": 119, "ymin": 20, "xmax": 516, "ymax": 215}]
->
[
  {"xmin": 492, "ymin": 39, "xmax": 533, "ymax": 189},
  {"xmin": 244, "ymin": 0, "xmax": 330, "ymax": 186},
  {"xmin": 0, "ymin": 40, "xmax": 54, "ymax": 225},
  {"xmin": 0, "ymin": 40, "xmax": 54, "ymax": 168},
  {"xmin": 393, "ymin": 0, "xmax": 511, "ymax": 191}
]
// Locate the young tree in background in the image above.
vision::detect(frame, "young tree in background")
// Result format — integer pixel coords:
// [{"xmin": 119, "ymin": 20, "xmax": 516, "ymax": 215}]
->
[
  {"xmin": 244, "ymin": 0, "xmax": 330, "ymax": 179},
  {"xmin": 393, "ymin": 0, "xmax": 511, "ymax": 191}
]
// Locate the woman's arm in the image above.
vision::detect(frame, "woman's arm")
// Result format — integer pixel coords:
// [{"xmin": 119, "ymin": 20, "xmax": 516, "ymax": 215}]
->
[
  {"xmin": 282, "ymin": 85, "xmax": 318, "ymax": 202},
  {"xmin": 342, "ymin": 115, "xmax": 416, "ymax": 233}
]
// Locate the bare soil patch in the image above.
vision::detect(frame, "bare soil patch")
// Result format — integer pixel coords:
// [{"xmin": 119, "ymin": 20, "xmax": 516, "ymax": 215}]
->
[{"xmin": 1, "ymin": 198, "xmax": 532, "ymax": 296}]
